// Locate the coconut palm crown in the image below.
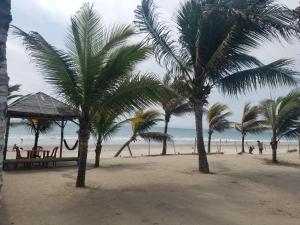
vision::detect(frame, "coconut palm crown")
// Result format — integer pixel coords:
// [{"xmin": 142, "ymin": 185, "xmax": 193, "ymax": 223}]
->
[
  {"xmin": 14, "ymin": 3, "xmax": 167, "ymax": 187},
  {"xmin": 235, "ymin": 103, "xmax": 266, "ymax": 153},
  {"xmin": 114, "ymin": 109, "xmax": 172, "ymax": 157},
  {"xmin": 92, "ymin": 111, "xmax": 125, "ymax": 168},
  {"xmin": 260, "ymin": 90, "xmax": 300, "ymax": 163},
  {"xmin": 160, "ymin": 72, "xmax": 192, "ymax": 155},
  {"xmin": 134, "ymin": 0, "xmax": 300, "ymax": 173},
  {"xmin": 206, "ymin": 103, "xmax": 231, "ymax": 153}
]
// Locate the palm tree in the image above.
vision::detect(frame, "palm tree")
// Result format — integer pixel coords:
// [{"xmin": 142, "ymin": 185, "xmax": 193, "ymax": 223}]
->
[
  {"xmin": 235, "ymin": 103, "xmax": 266, "ymax": 153},
  {"xmin": 0, "ymin": 0, "xmax": 12, "ymax": 199},
  {"xmin": 160, "ymin": 73, "xmax": 192, "ymax": 155},
  {"xmin": 23, "ymin": 119, "xmax": 54, "ymax": 149},
  {"xmin": 14, "ymin": 3, "xmax": 167, "ymax": 187},
  {"xmin": 206, "ymin": 103, "xmax": 231, "ymax": 153},
  {"xmin": 260, "ymin": 90, "xmax": 300, "ymax": 163},
  {"xmin": 8, "ymin": 84, "xmax": 22, "ymax": 101},
  {"xmin": 92, "ymin": 111, "xmax": 125, "ymax": 167},
  {"xmin": 134, "ymin": 0, "xmax": 299, "ymax": 173},
  {"xmin": 114, "ymin": 109, "xmax": 171, "ymax": 157}
]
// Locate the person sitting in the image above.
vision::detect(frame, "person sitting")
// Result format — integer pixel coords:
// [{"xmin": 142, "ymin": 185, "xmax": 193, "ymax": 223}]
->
[{"xmin": 249, "ymin": 145, "xmax": 255, "ymax": 154}]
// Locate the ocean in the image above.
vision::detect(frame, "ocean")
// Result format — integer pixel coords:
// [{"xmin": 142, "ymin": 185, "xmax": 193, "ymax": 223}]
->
[{"xmin": 7, "ymin": 121, "xmax": 297, "ymax": 147}]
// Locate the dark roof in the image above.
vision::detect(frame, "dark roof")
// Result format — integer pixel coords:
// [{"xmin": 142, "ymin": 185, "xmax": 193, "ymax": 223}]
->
[{"xmin": 7, "ymin": 92, "xmax": 78, "ymax": 120}]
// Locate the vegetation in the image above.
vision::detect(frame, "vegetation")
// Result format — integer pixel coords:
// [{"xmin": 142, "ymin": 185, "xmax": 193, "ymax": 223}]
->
[
  {"xmin": 92, "ymin": 111, "xmax": 125, "ymax": 167},
  {"xmin": 114, "ymin": 109, "xmax": 171, "ymax": 157},
  {"xmin": 134, "ymin": 0, "xmax": 299, "ymax": 173},
  {"xmin": 8, "ymin": 84, "xmax": 22, "ymax": 101},
  {"xmin": 160, "ymin": 73, "xmax": 192, "ymax": 155},
  {"xmin": 23, "ymin": 119, "xmax": 54, "ymax": 149},
  {"xmin": 14, "ymin": 3, "xmax": 166, "ymax": 187},
  {"xmin": 235, "ymin": 103, "xmax": 266, "ymax": 153},
  {"xmin": 260, "ymin": 90, "xmax": 300, "ymax": 163},
  {"xmin": 206, "ymin": 103, "xmax": 231, "ymax": 153}
]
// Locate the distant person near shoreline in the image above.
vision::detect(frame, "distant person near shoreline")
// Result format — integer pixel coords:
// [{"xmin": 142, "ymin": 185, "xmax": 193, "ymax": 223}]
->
[{"xmin": 257, "ymin": 141, "xmax": 264, "ymax": 155}]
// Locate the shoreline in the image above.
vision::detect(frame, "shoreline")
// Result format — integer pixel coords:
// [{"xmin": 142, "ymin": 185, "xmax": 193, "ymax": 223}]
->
[{"xmin": 5, "ymin": 142, "xmax": 299, "ymax": 160}]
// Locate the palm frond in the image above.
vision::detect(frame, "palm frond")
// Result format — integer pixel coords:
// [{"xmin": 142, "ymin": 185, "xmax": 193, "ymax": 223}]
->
[
  {"xmin": 219, "ymin": 59, "xmax": 299, "ymax": 95},
  {"xmin": 207, "ymin": 102, "xmax": 232, "ymax": 133},
  {"xmin": 134, "ymin": 0, "xmax": 185, "ymax": 71},
  {"xmin": 140, "ymin": 132, "xmax": 172, "ymax": 142},
  {"xmin": 12, "ymin": 26, "xmax": 81, "ymax": 107}
]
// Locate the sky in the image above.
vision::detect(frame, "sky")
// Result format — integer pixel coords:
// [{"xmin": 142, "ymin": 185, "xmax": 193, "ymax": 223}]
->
[{"xmin": 7, "ymin": 0, "xmax": 300, "ymax": 129}]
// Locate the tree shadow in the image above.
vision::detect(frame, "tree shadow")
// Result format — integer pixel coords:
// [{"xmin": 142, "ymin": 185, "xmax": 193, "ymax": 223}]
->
[{"xmin": 261, "ymin": 158, "xmax": 300, "ymax": 169}]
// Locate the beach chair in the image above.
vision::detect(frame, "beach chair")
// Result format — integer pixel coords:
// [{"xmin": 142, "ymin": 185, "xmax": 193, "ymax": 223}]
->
[
  {"xmin": 44, "ymin": 147, "xmax": 58, "ymax": 167},
  {"xmin": 15, "ymin": 146, "xmax": 28, "ymax": 168},
  {"xmin": 31, "ymin": 146, "xmax": 43, "ymax": 158}
]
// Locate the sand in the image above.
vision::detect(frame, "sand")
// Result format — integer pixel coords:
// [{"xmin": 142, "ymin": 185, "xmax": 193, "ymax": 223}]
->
[{"xmin": 1, "ymin": 150, "xmax": 300, "ymax": 225}]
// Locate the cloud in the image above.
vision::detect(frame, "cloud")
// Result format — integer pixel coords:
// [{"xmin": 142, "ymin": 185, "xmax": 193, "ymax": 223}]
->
[{"xmin": 7, "ymin": 0, "xmax": 300, "ymax": 129}]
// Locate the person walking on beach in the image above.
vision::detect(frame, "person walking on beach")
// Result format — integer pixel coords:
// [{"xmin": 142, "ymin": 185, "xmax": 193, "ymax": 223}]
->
[{"xmin": 257, "ymin": 141, "xmax": 263, "ymax": 155}]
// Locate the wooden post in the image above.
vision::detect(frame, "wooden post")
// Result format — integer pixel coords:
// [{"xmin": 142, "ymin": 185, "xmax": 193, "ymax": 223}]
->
[
  {"xmin": 148, "ymin": 140, "xmax": 150, "ymax": 156},
  {"xmin": 127, "ymin": 145, "xmax": 133, "ymax": 157},
  {"xmin": 3, "ymin": 117, "xmax": 10, "ymax": 161},
  {"xmin": 59, "ymin": 120, "xmax": 65, "ymax": 158}
]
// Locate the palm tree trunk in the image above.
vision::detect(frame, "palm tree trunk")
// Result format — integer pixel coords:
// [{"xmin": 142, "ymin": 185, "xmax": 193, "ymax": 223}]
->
[
  {"xmin": 114, "ymin": 136, "xmax": 134, "ymax": 157},
  {"xmin": 76, "ymin": 120, "xmax": 90, "ymax": 187},
  {"xmin": 241, "ymin": 134, "xmax": 245, "ymax": 153},
  {"xmin": 298, "ymin": 135, "xmax": 300, "ymax": 159},
  {"xmin": 271, "ymin": 137, "xmax": 278, "ymax": 163},
  {"xmin": 194, "ymin": 100, "xmax": 209, "ymax": 173},
  {"xmin": 161, "ymin": 114, "xmax": 170, "ymax": 155},
  {"xmin": 0, "ymin": 0, "xmax": 11, "ymax": 201},
  {"xmin": 34, "ymin": 130, "xmax": 40, "ymax": 149},
  {"xmin": 208, "ymin": 131, "xmax": 212, "ymax": 153},
  {"xmin": 94, "ymin": 138, "xmax": 102, "ymax": 168}
]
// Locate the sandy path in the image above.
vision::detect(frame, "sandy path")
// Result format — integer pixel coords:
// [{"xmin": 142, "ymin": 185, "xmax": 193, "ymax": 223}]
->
[{"xmin": 1, "ymin": 153, "xmax": 300, "ymax": 225}]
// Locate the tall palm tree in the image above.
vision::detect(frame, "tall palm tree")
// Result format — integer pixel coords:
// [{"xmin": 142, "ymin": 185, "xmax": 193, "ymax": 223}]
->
[
  {"xmin": 114, "ymin": 109, "xmax": 171, "ymax": 157},
  {"xmin": 92, "ymin": 111, "xmax": 125, "ymax": 167},
  {"xmin": 0, "ymin": 0, "xmax": 11, "ymax": 201},
  {"xmin": 206, "ymin": 103, "xmax": 231, "ymax": 153},
  {"xmin": 260, "ymin": 90, "xmax": 300, "ymax": 163},
  {"xmin": 23, "ymin": 119, "xmax": 54, "ymax": 149},
  {"xmin": 235, "ymin": 103, "xmax": 266, "ymax": 153},
  {"xmin": 134, "ymin": 0, "xmax": 299, "ymax": 173},
  {"xmin": 14, "ymin": 3, "xmax": 166, "ymax": 187},
  {"xmin": 160, "ymin": 73, "xmax": 192, "ymax": 155}
]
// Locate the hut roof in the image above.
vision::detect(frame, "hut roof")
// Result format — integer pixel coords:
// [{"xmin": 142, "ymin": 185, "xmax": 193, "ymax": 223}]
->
[{"xmin": 7, "ymin": 92, "xmax": 78, "ymax": 120}]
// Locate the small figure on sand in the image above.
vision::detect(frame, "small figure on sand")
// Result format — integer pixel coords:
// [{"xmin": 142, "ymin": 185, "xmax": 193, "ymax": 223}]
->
[
  {"xmin": 249, "ymin": 145, "xmax": 255, "ymax": 154},
  {"xmin": 257, "ymin": 141, "xmax": 264, "ymax": 155}
]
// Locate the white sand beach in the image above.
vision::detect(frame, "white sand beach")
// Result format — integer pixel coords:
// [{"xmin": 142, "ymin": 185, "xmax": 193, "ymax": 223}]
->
[{"xmin": 1, "ymin": 150, "xmax": 300, "ymax": 225}]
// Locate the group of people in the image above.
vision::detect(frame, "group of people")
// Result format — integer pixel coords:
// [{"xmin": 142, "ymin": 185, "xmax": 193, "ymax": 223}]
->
[{"xmin": 248, "ymin": 141, "xmax": 265, "ymax": 155}]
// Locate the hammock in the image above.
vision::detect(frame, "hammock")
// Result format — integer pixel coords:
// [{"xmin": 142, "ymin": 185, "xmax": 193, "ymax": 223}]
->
[{"xmin": 64, "ymin": 139, "xmax": 78, "ymax": 150}]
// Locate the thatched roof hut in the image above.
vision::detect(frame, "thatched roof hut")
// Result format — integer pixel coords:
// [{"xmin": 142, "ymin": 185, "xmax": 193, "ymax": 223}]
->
[{"xmin": 7, "ymin": 92, "xmax": 77, "ymax": 120}]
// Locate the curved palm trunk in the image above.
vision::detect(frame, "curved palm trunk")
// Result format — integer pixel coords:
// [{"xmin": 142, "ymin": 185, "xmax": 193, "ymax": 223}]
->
[
  {"xmin": 94, "ymin": 138, "xmax": 102, "ymax": 168},
  {"xmin": 194, "ymin": 100, "xmax": 209, "ymax": 173},
  {"xmin": 76, "ymin": 120, "xmax": 90, "ymax": 187},
  {"xmin": 114, "ymin": 136, "xmax": 134, "ymax": 157},
  {"xmin": 0, "ymin": 0, "xmax": 11, "ymax": 202},
  {"xmin": 161, "ymin": 114, "xmax": 170, "ymax": 155},
  {"xmin": 207, "ymin": 131, "xmax": 212, "ymax": 153},
  {"xmin": 271, "ymin": 137, "xmax": 278, "ymax": 163},
  {"xmin": 241, "ymin": 134, "xmax": 245, "ymax": 153}
]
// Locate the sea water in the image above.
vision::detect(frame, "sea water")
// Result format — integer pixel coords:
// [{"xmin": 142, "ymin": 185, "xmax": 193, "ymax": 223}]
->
[{"xmin": 7, "ymin": 121, "xmax": 296, "ymax": 147}]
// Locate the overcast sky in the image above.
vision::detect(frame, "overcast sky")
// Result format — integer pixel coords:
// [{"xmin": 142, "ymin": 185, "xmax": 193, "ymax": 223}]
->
[{"xmin": 7, "ymin": 0, "xmax": 300, "ymax": 129}]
